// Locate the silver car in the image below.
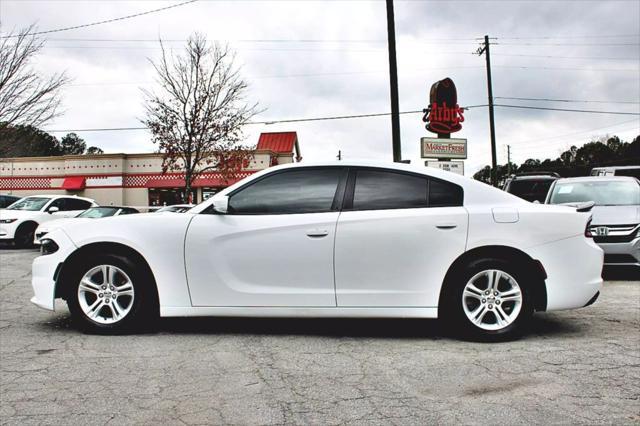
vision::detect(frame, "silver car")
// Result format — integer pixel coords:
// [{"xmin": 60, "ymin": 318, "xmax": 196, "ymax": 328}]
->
[{"xmin": 546, "ymin": 176, "xmax": 640, "ymax": 268}]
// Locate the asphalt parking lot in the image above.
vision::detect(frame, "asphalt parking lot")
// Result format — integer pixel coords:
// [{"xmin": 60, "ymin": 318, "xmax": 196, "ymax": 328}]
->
[{"xmin": 1, "ymin": 248, "xmax": 639, "ymax": 425}]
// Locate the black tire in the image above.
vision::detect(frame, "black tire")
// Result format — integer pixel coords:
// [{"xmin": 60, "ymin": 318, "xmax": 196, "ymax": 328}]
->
[
  {"xmin": 65, "ymin": 254, "xmax": 157, "ymax": 334},
  {"xmin": 14, "ymin": 222, "xmax": 37, "ymax": 249},
  {"xmin": 441, "ymin": 258, "xmax": 534, "ymax": 342}
]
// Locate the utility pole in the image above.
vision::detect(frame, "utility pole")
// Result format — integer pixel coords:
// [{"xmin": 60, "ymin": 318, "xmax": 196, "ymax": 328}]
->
[
  {"xmin": 506, "ymin": 144, "xmax": 511, "ymax": 175},
  {"xmin": 477, "ymin": 35, "xmax": 498, "ymax": 186},
  {"xmin": 385, "ymin": 0, "xmax": 402, "ymax": 162}
]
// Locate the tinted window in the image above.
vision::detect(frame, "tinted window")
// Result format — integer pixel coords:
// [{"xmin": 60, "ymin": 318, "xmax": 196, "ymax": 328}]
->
[
  {"xmin": 48, "ymin": 198, "xmax": 66, "ymax": 210},
  {"xmin": 64, "ymin": 198, "xmax": 92, "ymax": 211},
  {"xmin": 430, "ymin": 178, "xmax": 464, "ymax": 207},
  {"xmin": 353, "ymin": 170, "xmax": 429, "ymax": 210},
  {"xmin": 229, "ymin": 168, "xmax": 344, "ymax": 214},
  {"xmin": 616, "ymin": 169, "xmax": 640, "ymax": 179},
  {"xmin": 506, "ymin": 179, "xmax": 554, "ymax": 203}
]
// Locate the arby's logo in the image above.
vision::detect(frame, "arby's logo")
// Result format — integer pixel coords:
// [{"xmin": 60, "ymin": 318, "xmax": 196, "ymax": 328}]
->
[{"xmin": 422, "ymin": 78, "xmax": 464, "ymax": 134}]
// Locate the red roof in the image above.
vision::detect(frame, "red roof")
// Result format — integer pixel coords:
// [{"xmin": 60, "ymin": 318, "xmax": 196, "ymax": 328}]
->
[
  {"xmin": 62, "ymin": 177, "xmax": 86, "ymax": 190},
  {"xmin": 256, "ymin": 132, "xmax": 298, "ymax": 154}
]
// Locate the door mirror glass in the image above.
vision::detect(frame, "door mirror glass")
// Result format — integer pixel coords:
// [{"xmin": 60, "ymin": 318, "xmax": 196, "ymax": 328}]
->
[
  {"xmin": 212, "ymin": 196, "xmax": 229, "ymax": 214},
  {"xmin": 47, "ymin": 206, "xmax": 59, "ymax": 214}
]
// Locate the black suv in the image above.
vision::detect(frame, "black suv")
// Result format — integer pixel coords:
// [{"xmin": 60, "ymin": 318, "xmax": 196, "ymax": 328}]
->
[{"xmin": 503, "ymin": 172, "xmax": 560, "ymax": 203}]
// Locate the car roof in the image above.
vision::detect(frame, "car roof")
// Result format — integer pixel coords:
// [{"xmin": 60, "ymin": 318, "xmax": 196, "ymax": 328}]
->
[
  {"xmin": 510, "ymin": 175, "xmax": 558, "ymax": 180},
  {"xmin": 554, "ymin": 176, "xmax": 639, "ymax": 183},
  {"xmin": 592, "ymin": 165, "xmax": 640, "ymax": 170}
]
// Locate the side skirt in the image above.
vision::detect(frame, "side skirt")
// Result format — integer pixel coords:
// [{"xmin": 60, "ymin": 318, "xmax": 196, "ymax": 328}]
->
[{"xmin": 161, "ymin": 306, "xmax": 438, "ymax": 319}]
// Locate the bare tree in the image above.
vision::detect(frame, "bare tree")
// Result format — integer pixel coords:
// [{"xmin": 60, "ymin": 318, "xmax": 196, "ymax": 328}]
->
[
  {"xmin": 0, "ymin": 25, "xmax": 69, "ymax": 128},
  {"xmin": 143, "ymin": 34, "xmax": 258, "ymax": 201}
]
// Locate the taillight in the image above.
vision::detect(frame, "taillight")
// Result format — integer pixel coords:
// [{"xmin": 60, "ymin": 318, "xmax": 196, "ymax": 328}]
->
[{"xmin": 585, "ymin": 218, "xmax": 593, "ymax": 238}]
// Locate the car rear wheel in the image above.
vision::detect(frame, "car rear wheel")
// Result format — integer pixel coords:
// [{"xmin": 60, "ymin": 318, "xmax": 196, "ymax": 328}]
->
[
  {"xmin": 443, "ymin": 258, "xmax": 534, "ymax": 341},
  {"xmin": 66, "ymin": 254, "xmax": 155, "ymax": 333}
]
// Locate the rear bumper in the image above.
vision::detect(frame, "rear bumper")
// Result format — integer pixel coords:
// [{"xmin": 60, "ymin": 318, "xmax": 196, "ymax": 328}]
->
[{"xmin": 526, "ymin": 235, "xmax": 604, "ymax": 311}]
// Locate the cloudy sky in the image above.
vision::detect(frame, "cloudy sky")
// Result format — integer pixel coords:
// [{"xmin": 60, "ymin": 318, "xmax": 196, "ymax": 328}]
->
[{"xmin": 1, "ymin": 0, "xmax": 638, "ymax": 175}]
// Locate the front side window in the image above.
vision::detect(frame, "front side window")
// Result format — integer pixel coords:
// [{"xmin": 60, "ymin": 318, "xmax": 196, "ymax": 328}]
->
[
  {"xmin": 229, "ymin": 168, "xmax": 344, "ymax": 214},
  {"xmin": 6, "ymin": 197, "xmax": 51, "ymax": 211}
]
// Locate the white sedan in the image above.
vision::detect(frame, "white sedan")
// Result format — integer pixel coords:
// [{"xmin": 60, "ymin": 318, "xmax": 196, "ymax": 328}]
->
[{"xmin": 31, "ymin": 162, "xmax": 603, "ymax": 340}]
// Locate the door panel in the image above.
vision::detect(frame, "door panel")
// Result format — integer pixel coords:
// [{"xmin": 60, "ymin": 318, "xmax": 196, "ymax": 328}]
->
[
  {"xmin": 185, "ymin": 212, "xmax": 339, "ymax": 306},
  {"xmin": 335, "ymin": 207, "xmax": 468, "ymax": 307}
]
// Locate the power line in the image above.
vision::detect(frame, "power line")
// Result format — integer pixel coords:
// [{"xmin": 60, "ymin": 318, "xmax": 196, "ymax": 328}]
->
[
  {"xmin": 0, "ymin": 0, "xmax": 199, "ymax": 39},
  {"xmin": 495, "ymin": 104, "xmax": 640, "ymax": 116},
  {"xmin": 496, "ymin": 34, "xmax": 640, "ymax": 40},
  {"xmin": 45, "ymin": 105, "xmax": 491, "ymax": 133},
  {"xmin": 495, "ymin": 96, "xmax": 640, "ymax": 105},
  {"xmin": 491, "ymin": 53, "xmax": 637, "ymax": 60},
  {"xmin": 497, "ymin": 42, "xmax": 640, "ymax": 46}
]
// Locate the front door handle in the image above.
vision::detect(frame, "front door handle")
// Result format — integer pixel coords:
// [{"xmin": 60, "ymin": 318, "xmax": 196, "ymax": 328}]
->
[
  {"xmin": 436, "ymin": 223, "xmax": 457, "ymax": 230},
  {"xmin": 306, "ymin": 229, "xmax": 329, "ymax": 238}
]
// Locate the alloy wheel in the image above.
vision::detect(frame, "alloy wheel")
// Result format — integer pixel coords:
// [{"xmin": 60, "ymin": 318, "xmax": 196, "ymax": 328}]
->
[
  {"xmin": 462, "ymin": 269, "xmax": 522, "ymax": 331},
  {"xmin": 77, "ymin": 265, "xmax": 135, "ymax": 325}
]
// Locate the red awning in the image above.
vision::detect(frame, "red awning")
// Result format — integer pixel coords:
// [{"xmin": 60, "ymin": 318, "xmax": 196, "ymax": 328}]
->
[
  {"xmin": 145, "ymin": 178, "xmax": 186, "ymax": 188},
  {"xmin": 62, "ymin": 177, "xmax": 86, "ymax": 190}
]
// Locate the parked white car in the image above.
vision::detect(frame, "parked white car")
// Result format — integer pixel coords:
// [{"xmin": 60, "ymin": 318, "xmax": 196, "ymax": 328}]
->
[
  {"xmin": 31, "ymin": 162, "xmax": 603, "ymax": 340},
  {"xmin": 34, "ymin": 206, "xmax": 140, "ymax": 245},
  {"xmin": 154, "ymin": 204, "xmax": 195, "ymax": 213},
  {"xmin": 0, "ymin": 195, "xmax": 97, "ymax": 247}
]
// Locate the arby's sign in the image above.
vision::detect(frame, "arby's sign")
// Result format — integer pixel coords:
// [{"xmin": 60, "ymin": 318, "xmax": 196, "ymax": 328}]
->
[{"xmin": 422, "ymin": 77, "xmax": 464, "ymax": 135}]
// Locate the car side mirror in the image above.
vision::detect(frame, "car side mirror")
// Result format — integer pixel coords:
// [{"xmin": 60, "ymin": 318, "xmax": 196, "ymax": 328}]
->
[
  {"xmin": 212, "ymin": 196, "xmax": 229, "ymax": 214},
  {"xmin": 532, "ymin": 200, "xmax": 540, "ymax": 204},
  {"xmin": 47, "ymin": 206, "xmax": 59, "ymax": 214}
]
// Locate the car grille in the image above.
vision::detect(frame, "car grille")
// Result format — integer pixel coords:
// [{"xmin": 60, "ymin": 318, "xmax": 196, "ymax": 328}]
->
[
  {"xmin": 604, "ymin": 254, "xmax": 639, "ymax": 264},
  {"xmin": 591, "ymin": 224, "xmax": 639, "ymax": 244}
]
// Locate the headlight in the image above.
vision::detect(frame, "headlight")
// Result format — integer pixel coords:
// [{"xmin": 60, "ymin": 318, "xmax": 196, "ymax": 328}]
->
[
  {"xmin": 0, "ymin": 218, "xmax": 17, "ymax": 224},
  {"xmin": 40, "ymin": 238, "xmax": 59, "ymax": 255}
]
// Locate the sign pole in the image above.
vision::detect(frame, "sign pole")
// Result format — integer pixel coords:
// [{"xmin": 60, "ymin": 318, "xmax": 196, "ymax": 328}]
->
[{"xmin": 386, "ymin": 0, "xmax": 402, "ymax": 162}]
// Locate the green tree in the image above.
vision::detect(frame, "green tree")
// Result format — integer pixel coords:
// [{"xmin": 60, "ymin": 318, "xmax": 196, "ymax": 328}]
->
[
  {"xmin": 0, "ymin": 124, "xmax": 62, "ymax": 157},
  {"xmin": 60, "ymin": 133, "xmax": 86, "ymax": 155}
]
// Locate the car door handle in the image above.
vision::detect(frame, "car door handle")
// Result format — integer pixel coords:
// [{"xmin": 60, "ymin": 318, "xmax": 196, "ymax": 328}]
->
[
  {"xmin": 436, "ymin": 223, "xmax": 457, "ymax": 230},
  {"xmin": 306, "ymin": 229, "xmax": 329, "ymax": 238}
]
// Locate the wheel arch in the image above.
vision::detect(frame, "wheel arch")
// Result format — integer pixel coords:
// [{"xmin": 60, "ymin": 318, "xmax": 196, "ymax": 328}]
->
[
  {"xmin": 16, "ymin": 220, "xmax": 39, "ymax": 234},
  {"xmin": 55, "ymin": 242, "xmax": 160, "ymax": 315},
  {"xmin": 438, "ymin": 245, "xmax": 548, "ymax": 314}
]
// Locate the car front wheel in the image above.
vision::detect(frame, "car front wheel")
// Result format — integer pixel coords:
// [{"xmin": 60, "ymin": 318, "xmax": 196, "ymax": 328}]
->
[{"xmin": 66, "ymin": 254, "xmax": 154, "ymax": 333}]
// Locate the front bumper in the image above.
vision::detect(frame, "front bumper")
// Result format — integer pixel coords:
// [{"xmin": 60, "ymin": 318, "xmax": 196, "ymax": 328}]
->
[
  {"xmin": 0, "ymin": 223, "xmax": 18, "ymax": 240},
  {"xmin": 526, "ymin": 235, "xmax": 604, "ymax": 311},
  {"xmin": 31, "ymin": 230, "xmax": 77, "ymax": 311},
  {"xmin": 598, "ymin": 237, "xmax": 640, "ymax": 267}
]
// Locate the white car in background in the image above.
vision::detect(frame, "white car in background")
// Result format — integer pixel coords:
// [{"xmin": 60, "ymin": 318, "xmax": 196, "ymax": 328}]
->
[
  {"xmin": 31, "ymin": 161, "xmax": 603, "ymax": 340},
  {"xmin": 34, "ymin": 206, "xmax": 140, "ymax": 245},
  {"xmin": 154, "ymin": 204, "xmax": 195, "ymax": 213},
  {"xmin": 0, "ymin": 195, "xmax": 97, "ymax": 248}
]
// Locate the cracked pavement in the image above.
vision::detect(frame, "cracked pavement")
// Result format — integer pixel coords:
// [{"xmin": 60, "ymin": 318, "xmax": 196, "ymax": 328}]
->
[{"xmin": 1, "ymin": 248, "xmax": 639, "ymax": 425}]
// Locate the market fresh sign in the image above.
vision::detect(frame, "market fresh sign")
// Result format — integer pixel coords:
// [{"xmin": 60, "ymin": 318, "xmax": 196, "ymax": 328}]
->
[{"xmin": 420, "ymin": 137, "xmax": 467, "ymax": 159}]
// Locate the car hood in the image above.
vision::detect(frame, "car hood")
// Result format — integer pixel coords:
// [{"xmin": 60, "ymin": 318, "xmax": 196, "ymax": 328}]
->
[
  {"xmin": 0, "ymin": 209, "xmax": 45, "ymax": 220},
  {"xmin": 591, "ymin": 205, "xmax": 640, "ymax": 226},
  {"xmin": 38, "ymin": 217, "xmax": 91, "ymax": 232}
]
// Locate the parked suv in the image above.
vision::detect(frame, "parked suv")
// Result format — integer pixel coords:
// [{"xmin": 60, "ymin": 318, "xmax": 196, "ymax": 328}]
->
[
  {"xmin": 503, "ymin": 172, "xmax": 560, "ymax": 203},
  {"xmin": 0, "ymin": 195, "xmax": 97, "ymax": 247},
  {"xmin": 546, "ymin": 176, "xmax": 640, "ymax": 268}
]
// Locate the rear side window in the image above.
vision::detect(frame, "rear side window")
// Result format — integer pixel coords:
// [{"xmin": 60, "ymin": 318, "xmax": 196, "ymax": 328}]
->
[
  {"xmin": 229, "ymin": 168, "xmax": 345, "ymax": 214},
  {"xmin": 353, "ymin": 170, "xmax": 429, "ymax": 210},
  {"xmin": 65, "ymin": 198, "xmax": 93, "ymax": 211},
  {"xmin": 430, "ymin": 178, "xmax": 464, "ymax": 207},
  {"xmin": 350, "ymin": 169, "xmax": 463, "ymax": 211}
]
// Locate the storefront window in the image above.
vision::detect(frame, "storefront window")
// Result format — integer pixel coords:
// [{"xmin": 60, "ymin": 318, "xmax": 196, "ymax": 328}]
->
[{"xmin": 148, "ymin": 188, "xmax": 197, "ymax": 206}]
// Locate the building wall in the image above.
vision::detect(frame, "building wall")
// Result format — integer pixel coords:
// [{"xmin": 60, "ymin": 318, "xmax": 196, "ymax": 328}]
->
[{"xmin": 1, "ymin": 150, "xmax": 294, "ymax": 207}]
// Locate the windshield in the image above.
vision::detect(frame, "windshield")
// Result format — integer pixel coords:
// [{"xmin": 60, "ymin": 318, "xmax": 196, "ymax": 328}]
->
[
  {"xmin": 549, "ymin": 180, "xmax": 640, "ymax": 206},
  {"xmin": 6, "ymin": 197, "xmax": 51, "ymax": 211},
  {"xmin": 507, "ymin": 179, "xmax": 554, "ymax": 203},
  {"xmin": 76, "ymin": 207, "xmax": 119, "ymax": 218}
]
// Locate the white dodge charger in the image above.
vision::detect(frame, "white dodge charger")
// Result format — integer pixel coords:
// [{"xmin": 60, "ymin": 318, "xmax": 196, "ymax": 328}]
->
[{"xmin": 31, "ymin": 162, "xmax": 603, "ymax": 339}]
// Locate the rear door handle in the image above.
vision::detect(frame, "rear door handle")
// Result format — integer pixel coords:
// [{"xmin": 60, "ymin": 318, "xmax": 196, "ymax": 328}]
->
[
  {"xmin": 306, "ymin": 229, "xmax": 329, "ymax": 238},
  {"xmin": 436, "ymin": 223, "xmax": 457, "ymax": 230}
]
